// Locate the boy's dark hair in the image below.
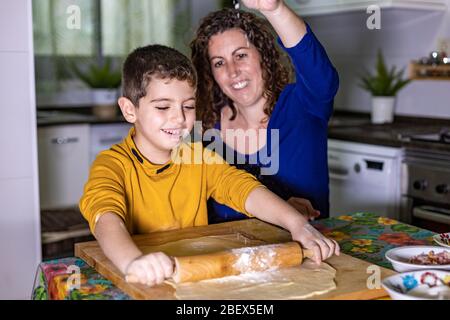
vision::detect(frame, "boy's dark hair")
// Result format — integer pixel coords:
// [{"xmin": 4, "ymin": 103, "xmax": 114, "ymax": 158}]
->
[{"xmin": 122, "ymin": 44, "xmax": 197, "ymax": 106}]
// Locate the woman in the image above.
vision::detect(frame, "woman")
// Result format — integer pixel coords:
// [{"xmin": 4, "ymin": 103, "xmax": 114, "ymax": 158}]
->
[{"xmin": 191, "ymin": 0, "xmax": 339, "ymax": 223}]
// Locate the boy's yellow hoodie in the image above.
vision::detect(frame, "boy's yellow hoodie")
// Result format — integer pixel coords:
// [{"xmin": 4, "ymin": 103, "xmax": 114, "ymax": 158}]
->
[{"xmin": 79, "ymin": 127, "xmax": 262, "ymax": 235}]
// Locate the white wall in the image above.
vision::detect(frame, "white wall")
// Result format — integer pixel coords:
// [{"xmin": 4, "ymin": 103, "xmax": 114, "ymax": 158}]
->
[
  {"xmin": 0, "ymin": 0, "xmax": 41, "ymax": 299},
  {"xmin": 305, "ymin": 3, "xmax": 450, "ymax": 118},
  {"xmin": 191, "ymin": 0, "xmax": 221, "ymax": 30}
]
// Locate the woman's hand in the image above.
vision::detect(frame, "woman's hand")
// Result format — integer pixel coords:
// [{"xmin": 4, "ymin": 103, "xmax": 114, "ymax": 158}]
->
[
  {"xmin": 241, "ymin": 0, "xmax": 282, "ymax": 12},
  {"xmin": 125, "ymin": 252, "xmax": 174, "ymax": 286},
  {"xmin": 287, "ymin": 197, "xmax": 321, "ymax": 221},
  {"xmin": 241, "ymin": 0, "xmax": 306, "ymax": 47},
  {"xmin": 292, "ymin": 224, "xmax": 340, "ymax": 265}
]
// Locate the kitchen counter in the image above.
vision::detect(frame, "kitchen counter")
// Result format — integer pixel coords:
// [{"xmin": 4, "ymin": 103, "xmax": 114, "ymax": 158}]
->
[
  {"xmin": 329, "ymin": 112, "xmax": 450, "ymax": 152},
  {"xmin": 37, "ymin": 109, "xmax": 127, "ymax": 127},
  {"xmin": 36, "ymin": 109, "xmax": 450, "ymax": 152},
  {"xmin": 32, "ymin": 212, "xmax": 435, "ymax": 300}
]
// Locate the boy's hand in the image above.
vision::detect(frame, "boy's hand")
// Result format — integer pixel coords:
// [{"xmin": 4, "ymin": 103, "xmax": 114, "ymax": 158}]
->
[
  {"xmin": 287, "ymin": 197, "xmax": 321, "ymax": 221},
  {"xmin": 292, "ymin": 224, "xmax": 340, "ymax": 265},
  {"xmin": 125, "ymin": 252, "xmax": 174, "ymax": 286}
]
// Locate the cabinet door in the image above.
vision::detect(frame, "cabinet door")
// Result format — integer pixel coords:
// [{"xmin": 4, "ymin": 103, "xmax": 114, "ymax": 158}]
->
[
  {"xmin": 90, "ymin": 123, "xmax": 131, "ymax": 163},
  {"xmin": 38, "ymin": 124, "xmax": 90, "ymax": 209}
]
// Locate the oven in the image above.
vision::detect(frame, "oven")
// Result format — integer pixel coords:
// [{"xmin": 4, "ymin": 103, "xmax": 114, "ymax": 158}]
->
[{"xmin": 400, "ymin": 148, "xmax": 450, "ymax": 233}]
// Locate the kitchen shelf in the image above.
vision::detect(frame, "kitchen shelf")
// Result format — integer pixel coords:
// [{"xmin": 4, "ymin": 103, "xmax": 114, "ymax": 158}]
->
[
  {"xmin": 286, "ymin": 0, "xmax": 448, "ymax": 17},
  {"xmin": 409, "ymin": 62, "xmax": 450, "ymax": 81}
]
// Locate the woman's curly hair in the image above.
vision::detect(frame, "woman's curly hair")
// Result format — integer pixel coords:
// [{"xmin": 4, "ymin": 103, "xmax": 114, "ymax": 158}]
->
[{"xmin": 190, "ymin": 8, "xmax": 291, "ymax": 130}]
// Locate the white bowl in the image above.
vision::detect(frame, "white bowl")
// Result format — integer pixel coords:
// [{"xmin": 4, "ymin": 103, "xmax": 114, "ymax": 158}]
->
[
  {"xmin": 385, "ymin": 246, "xmax": 450, "ymax": 272},
  {"xmin": 433, "ymin": 233, "xmax": 450, "ymax": 248},
  {"xmin": 382, "ymin": 270, "xmax": 450, "ymax": 300}
]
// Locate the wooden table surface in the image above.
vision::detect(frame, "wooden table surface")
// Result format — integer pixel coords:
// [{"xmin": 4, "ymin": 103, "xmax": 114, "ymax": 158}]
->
[{"xmin": 75, "ymin": 218, "xmax": 396, "ymax": 300}]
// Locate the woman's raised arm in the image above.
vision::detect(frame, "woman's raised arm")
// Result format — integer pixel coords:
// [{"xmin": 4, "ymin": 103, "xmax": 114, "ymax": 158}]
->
[{"xmin": 241, "ymin": 0, "xmax": 307, "ymax": 47}]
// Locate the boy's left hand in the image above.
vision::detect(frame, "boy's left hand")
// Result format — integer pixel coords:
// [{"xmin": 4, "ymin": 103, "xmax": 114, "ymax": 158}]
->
[{"xmin": 292, "ymin": 223, "xmax": 340, "ymax": 265}]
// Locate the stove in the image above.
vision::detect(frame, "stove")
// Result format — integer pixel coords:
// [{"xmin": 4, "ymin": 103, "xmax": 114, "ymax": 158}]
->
[{"xmin": 400, "ymin": 147, "xmax": 450, "ymax": 233}]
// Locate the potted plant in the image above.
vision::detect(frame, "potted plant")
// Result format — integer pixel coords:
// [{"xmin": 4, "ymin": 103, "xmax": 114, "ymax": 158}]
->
[
  {"xmin": 72, "ymin": 58, "xmax": 122, "ymax": 119},
  {"xmin": 359, "ymin": 50, "xmax": 411, "ymax": 124}
]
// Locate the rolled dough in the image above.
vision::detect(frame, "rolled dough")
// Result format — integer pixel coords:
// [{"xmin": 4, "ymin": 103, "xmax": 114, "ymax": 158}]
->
[{"xmin": 168, "ymin": 260, "xmax": 336, "ymax": 300}]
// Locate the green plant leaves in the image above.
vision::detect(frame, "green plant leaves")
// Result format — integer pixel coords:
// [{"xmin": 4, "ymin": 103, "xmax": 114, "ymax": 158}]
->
[
  {"xmin": 71, "ymin": 58, "xmax": 121, "ymax": 89},
  {"xmin": 358, "ymin": 49, "xmax": 411, "ymax": 96}
]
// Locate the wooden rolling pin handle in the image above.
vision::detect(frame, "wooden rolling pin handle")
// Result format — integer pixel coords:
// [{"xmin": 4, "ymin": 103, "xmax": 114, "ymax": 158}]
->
[
  {"xmin": 304, "ymin": 248, "xmax": 314, "ymax": 259},
  {"xmin": 125, "ymin": 274, "xmax": 138, "ymax": 284}
]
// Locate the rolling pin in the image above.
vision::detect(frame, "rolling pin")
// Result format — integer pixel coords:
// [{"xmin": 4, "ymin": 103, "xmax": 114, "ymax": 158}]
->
[{"xmin": 126, "ymin": 242, "xmax": 313, "ymax": 284}]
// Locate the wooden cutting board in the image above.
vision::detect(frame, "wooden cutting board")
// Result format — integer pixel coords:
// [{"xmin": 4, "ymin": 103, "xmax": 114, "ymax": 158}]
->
[{"xmin": 75, "ymin": 218, "xmax": 396, "ymax": 300}]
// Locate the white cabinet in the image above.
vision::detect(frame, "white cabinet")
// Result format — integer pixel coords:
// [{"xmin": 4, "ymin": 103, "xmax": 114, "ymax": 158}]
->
[
  {"xmin": 328, "ymin": 139, "xmax": 403, "ymax": 219},
  {"xmin": 38, "ymin": 122, "xmax": 131, "ymax": 210},
  {"xmin": 90, "ymin": 123, "xmax": 131, "ymax": 163},
  {"xmin": 286, "ymin": 0, "xmax": 447, "ymax": 16},
  {"xmin": 38, "ymin": 124, "xmax": 90, "ymax": 209}
]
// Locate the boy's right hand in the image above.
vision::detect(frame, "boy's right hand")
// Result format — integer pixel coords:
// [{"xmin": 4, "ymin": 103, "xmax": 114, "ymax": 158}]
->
[{"xmin": 125, "ymin": 252, "xmax": 174, "ymax": 286}]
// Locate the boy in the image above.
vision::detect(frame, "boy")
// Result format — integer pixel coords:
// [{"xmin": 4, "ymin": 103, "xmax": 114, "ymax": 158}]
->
[{"xmin": 79, "ymin": 44, "xmax": 339, "ymax": 287}]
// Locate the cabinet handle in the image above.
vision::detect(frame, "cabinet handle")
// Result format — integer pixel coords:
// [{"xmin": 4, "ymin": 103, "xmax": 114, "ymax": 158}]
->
[
  {"xmin": 413, "ymin": 207, "xmax": 450, "ymax": 225},
  {"xmin": 99, "ymin": 137, "xmax": 122, "ymax": 144},
  {"xmin": 51, "ymin": 137, "xmax": 79, "ymax": 144}
]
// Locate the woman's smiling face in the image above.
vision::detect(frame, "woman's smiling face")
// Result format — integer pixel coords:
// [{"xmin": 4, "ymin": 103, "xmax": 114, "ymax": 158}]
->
[{"xmin": 208, "ymin": 28, "xmax": 266, "ymax": 109}]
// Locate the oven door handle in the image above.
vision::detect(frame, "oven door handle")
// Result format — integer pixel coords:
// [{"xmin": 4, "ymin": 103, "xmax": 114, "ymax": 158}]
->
[{"xmin": 412, "ymin": 206, "xmax": 450, "ymax": 225}]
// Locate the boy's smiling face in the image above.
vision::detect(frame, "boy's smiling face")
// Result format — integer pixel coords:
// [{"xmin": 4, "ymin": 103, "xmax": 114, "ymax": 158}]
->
[{"xmin": 120, "ymin": 77, "xmax": 196, "ymax": 164}]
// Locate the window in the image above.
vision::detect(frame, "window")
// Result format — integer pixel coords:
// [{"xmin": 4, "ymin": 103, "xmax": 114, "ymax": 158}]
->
[{"xmin": 33, "ymin": 0, "xmax": 193, "ymax": 106}]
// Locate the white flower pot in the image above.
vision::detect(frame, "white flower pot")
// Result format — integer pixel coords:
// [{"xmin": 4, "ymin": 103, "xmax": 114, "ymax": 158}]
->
[
  {"xmin": 90, "ymin": 89, "xmax": 119, "ymax": 119},
  {"xmin": 371, "ymin": 96, "xmax": 396, "ymax": 124},
  {"xmin": 91, "ymin": 89, "xmax": 118, "ymax": 105}
]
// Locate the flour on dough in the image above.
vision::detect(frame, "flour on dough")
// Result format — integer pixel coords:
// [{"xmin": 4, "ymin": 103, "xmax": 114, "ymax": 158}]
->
[{"xmin": 141, "ymin": 233, "xmax": 265, "ymax": 256}]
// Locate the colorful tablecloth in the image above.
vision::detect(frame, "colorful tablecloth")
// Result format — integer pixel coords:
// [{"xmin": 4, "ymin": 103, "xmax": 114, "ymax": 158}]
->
[{"xmin": 32, "ymin": 212, "xmax": 436, "ymax": 300}]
